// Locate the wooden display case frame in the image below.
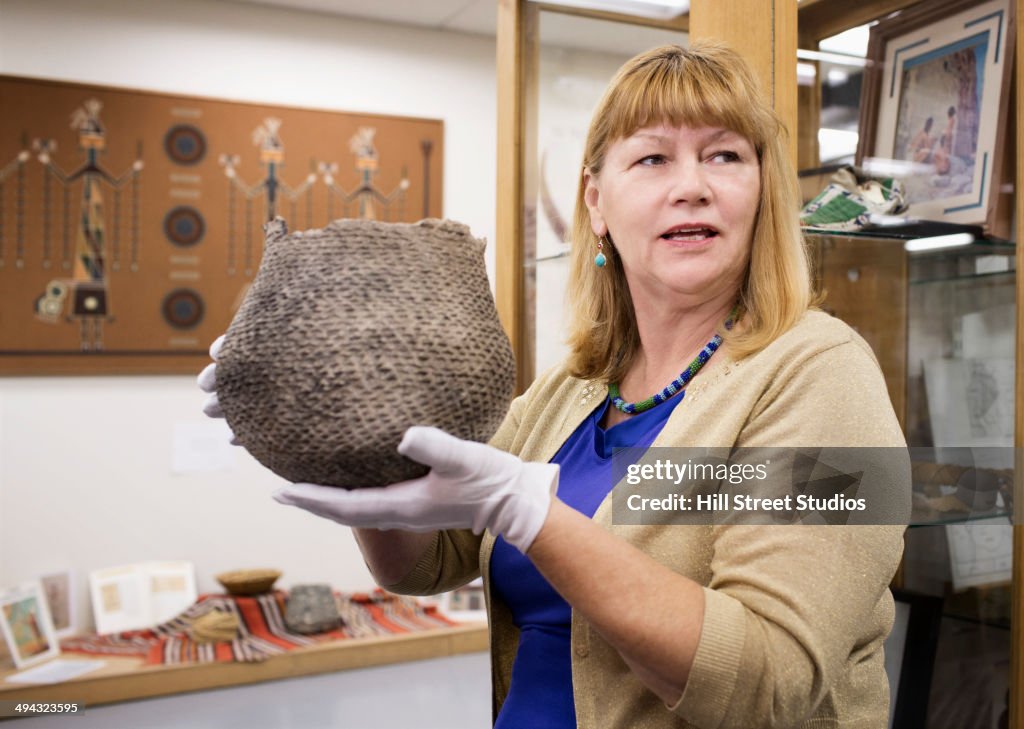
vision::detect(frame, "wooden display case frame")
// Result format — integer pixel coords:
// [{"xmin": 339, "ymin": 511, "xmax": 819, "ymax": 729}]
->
[{"xmin": 0, "ymin": 624, "xmax": 487, "ymax": 710}]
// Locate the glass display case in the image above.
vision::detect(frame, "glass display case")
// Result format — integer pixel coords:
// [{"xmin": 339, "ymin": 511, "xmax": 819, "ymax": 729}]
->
[
  {"xmin": 799, "ymin": 1, "xmax": 1020, "ymax": 724},
  {"xmin": 807, "ymin": 229, "xmax": 1016, "ymax": 728},
  {"xmin": 524, "ymin": 12, "xmax": 686, "ymax": 382}
]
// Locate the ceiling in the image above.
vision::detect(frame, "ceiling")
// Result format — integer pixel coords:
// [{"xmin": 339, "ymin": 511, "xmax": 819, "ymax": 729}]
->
[
  {"xmin": 224, "ymin": 0, "xmax": 499, "ymax": 34},
  {"xmin": 221, "ymin": 0, "xmax": 688, "ymax": 55}
]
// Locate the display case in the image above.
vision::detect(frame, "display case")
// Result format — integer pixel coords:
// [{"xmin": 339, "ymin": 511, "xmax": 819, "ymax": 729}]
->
[
  {"xmin": 808, "ymin": 229, "xmax": 1016, "ymax": 726},
  {"xmin": 799, "ymin": 1, "xmax": 1022, "ymax": 725}
]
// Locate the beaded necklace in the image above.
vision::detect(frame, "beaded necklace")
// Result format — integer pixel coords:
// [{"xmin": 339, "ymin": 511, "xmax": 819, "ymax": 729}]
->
[{"xmin": 608, "ymin": 312, "xmax": 735, "ymax": 415}]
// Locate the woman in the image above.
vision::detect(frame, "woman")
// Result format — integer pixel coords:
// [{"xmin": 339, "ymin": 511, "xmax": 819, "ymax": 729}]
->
[
  {"xmin": 934, "ymin": 105, "xmax": 957, "ymax": 175},
  {"xmin": 201, "ymin": 43, "xmax": 908, "ymax": 728},
  {"xmin": 910, "ymin": 116, "xmax": 935, "ymax": 163}
]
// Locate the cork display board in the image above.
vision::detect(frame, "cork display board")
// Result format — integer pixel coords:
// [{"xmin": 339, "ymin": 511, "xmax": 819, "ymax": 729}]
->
[{"xmin": 0, "ymin": 76, "xmax": 443, "ymax": 375}]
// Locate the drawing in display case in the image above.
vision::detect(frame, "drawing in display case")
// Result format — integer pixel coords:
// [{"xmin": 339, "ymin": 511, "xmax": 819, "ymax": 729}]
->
[{"xmin": 806, "ymin": 228, "xmax": 1016, "ymax": 728}]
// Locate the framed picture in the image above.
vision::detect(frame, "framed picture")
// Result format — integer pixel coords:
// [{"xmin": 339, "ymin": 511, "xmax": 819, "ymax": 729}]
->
[
  {"xmin": 39, "ymin": 570, "xmax": 76, "ymax": 638},
  {"xmin": 438, "ymin": 578, "xmax": 487, "ymax": 623},
  {"xmin": 0, "ymin": 581, "xmax": 61, "ymax": 669},
  {"xmin": 0, "ymin": 75, "xmax": 443, "ymax": 375},
  {"xmin": 945, "ymin": 517, "xmax": 1013, "ymax": 590},
  {"xmin": 856, "ymin": 0, "xmax": 1015, "ymax": 234},
  {"xmin": 89, "ymin": 561, "xmax": 197, "ymax": 634}
]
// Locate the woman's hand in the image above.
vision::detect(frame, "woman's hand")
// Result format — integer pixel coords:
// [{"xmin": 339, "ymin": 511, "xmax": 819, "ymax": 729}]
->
[{"xmin": 273, "ymin": 427, "xmax": 558, "ymax": 554}]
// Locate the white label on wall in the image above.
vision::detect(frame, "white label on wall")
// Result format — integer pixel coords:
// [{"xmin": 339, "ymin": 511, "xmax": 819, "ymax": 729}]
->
[{"xmin": 172, "ymin": 421, "xmax": 236, "ymax": 475}]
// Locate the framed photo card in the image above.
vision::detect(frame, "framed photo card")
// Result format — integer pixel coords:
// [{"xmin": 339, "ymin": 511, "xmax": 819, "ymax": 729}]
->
[
  {"xmin": 40, "ymin": 570, "xmax": 76, "ymax": 638},
  {"xmin": 89, "ymin": 561, "xmax": 197, "ymax": 635},
  {"xmin": 0, "ymin": 581, "xmax": 61, "ymax": 669},
  {"xmin": 438, "ymin": 578, "xmax": 487, "ymax": 623},
  {"xmin": 856, "ymin": 0, "xmax": 1015, "ymax": 234}
]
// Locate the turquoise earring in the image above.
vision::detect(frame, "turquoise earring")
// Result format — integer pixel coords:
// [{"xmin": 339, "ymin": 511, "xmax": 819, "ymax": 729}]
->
[{"xmin": 595, "ymin": 236, "xmax": 607, "ymax": 267}]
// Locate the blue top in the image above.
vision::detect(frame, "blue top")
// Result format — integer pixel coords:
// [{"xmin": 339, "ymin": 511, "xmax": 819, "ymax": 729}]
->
[{"xmin": 490, "ymin": 393, "xmax": 684, "ymax": 728}]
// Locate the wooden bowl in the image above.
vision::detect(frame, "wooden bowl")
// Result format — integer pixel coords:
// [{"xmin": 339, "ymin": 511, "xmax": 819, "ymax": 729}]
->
[{"xmin": 216, "ymin": 568, "xmax": 282, "ymax": 596}]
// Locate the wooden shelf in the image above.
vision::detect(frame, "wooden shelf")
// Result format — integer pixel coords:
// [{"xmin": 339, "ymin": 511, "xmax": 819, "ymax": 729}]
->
[{"xmin": 0, "ymin": 624, "xmax": 487, "ymax": 710}]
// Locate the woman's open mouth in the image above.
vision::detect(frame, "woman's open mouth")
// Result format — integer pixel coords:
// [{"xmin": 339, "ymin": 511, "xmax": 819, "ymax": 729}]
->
[{"xmin": 660, "ymin": 225, "xmax": 719, "ymax": 242}]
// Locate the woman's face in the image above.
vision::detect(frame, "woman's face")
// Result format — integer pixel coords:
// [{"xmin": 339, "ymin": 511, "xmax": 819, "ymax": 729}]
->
[{"xmin": 584, "ymin": 123, "xmax": 761, "ymax": 308}]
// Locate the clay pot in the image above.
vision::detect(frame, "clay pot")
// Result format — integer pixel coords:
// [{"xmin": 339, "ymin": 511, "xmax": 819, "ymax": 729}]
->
[{"xmin": 216, "ymin": 217, "xmax": 516, "ymax": 488}]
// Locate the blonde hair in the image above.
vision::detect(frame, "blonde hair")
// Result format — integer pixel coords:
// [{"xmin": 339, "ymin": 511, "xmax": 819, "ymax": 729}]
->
[{"xmin": 566, "ymin": 41, "xmax": 814, "ymax": 383}]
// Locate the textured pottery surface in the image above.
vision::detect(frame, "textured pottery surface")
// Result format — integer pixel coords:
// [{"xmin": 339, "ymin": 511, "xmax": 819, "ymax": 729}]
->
[
  {"xmin": 216, "ymin": 217, "xmax": 516, "ymax": 488},
  {"xmin": 284, "ymin": 584, "xmax": 341, "ymax": 635}
]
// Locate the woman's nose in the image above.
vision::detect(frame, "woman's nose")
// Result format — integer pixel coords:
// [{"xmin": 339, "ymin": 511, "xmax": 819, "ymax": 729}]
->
[{"xmin": 668, "ymin": 163, "xmax": 711, "ymax": 205}]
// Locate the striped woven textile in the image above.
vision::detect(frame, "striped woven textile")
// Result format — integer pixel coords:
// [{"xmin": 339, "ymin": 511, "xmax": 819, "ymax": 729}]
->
[{"xmin": 61, "ymin": 590, "xmax": 458, "ymax": 665}]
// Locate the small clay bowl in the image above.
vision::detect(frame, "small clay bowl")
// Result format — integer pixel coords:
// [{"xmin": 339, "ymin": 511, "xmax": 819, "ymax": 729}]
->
[{"xmin": 216, "ymin": 568, "xmax": 282, "ymax": 596}]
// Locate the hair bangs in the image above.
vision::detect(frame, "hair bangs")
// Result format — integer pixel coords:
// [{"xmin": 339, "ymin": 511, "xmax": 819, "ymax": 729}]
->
[{"xmin": 593, "ymin": 48, "xmax": 767, "ymax": 167}]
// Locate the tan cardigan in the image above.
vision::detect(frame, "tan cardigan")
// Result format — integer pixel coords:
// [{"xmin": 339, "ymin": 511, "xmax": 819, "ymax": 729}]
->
[{"xmin": 387, "ymin": 311, "xmax": 908, "ymax": 729}]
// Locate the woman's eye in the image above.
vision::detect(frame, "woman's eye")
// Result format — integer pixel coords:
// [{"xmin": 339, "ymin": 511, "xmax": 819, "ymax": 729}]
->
[
  {"xmin": 709, "ymin": 150, "xmax": 740, "ymax": 163},
  {"xmin": 637, "ymin": 154, "xmax": 666, "ymax": 166}
]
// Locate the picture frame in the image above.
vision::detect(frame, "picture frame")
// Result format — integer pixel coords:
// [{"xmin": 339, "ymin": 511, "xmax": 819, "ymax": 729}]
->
[
  {"xmin": 0, "ymin": 581, "xmax": 61, "ymax": 669},
  {"xmin": 438, "ymin": 578, "xmax": 487, "ymax": 623},
  {"xmin": 945, "ymin": 517, "xmax": 1013, "ymax": 591},
  {"xmin": 39, "ymin": 570, "xmax": 76, "ymax": 638},
  {"xmin": 89, "ymin": 561, "xmax": 197, "ymax": 635},
  {"xmin": 0, "ymin": 75, "xmax": 443, "ymax": 376},
  {"xmin": 856, "ymin": 0, "xmax": 1015, "ymax": 235}
]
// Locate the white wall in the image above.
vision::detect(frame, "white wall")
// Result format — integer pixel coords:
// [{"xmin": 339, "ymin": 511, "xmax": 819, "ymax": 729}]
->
[
  {"xmin": 0, "ymin": 0, "xmax": 498, "ymax": 634},
  {"xmin": 0, "ymin": 0, "xmax": 646, "ymax": 637}
]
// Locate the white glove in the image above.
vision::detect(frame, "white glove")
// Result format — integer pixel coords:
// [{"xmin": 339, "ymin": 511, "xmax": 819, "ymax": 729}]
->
[
  {"xmin": 273, "ymin": 426, "xmax": 558, "ymax": 554},
  {"xmin": 197, "ymin": 335, "xmax": 241, "ymax": 445}
]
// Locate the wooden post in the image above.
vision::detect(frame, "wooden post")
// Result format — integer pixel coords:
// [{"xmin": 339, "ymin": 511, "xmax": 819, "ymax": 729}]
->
[
  {"xmin": 1012, "ymin": 3, "xmax": 1024, "ymax": 727},
  {"xmin": 496, "ymin": 0, "xmax": 527, "ymax": 392},
  {"xmin": 495, "ymin": 0, "xmax": 539, "ymax": 394},
  {"xmin": 689, "ymin": 0, "xmax": 798, "ymax": 171}
]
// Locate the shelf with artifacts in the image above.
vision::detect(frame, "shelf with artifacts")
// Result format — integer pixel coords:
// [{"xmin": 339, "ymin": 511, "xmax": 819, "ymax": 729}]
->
[{"xmin": 0, "ymin": 622, "xmax": 487, "ymax": 710}]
